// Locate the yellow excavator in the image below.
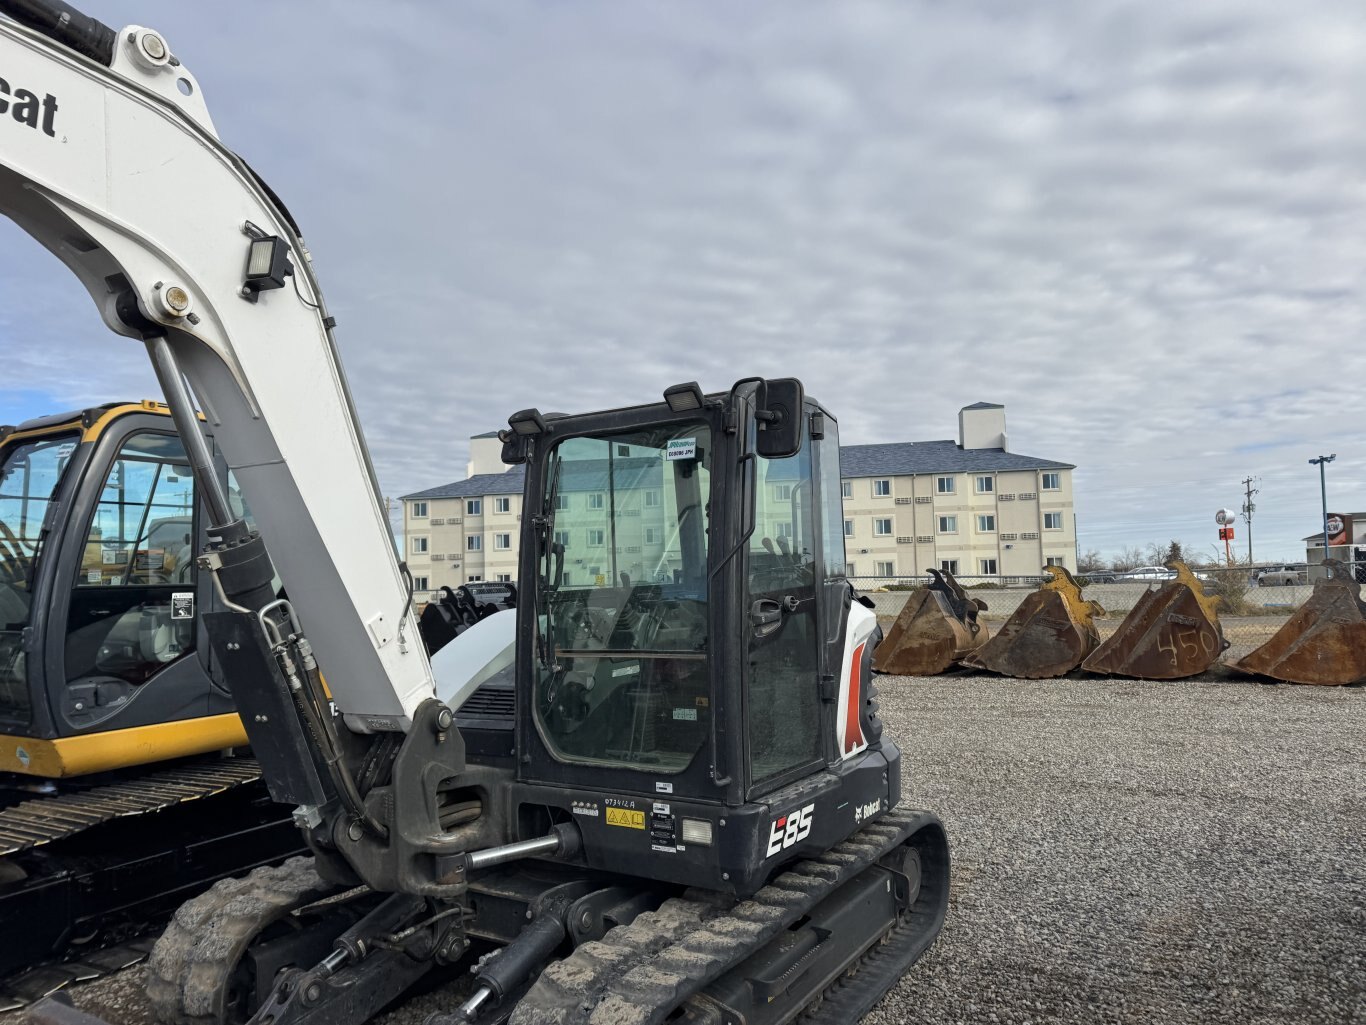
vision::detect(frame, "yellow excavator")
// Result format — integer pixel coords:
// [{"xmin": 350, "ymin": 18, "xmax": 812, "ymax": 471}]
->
[{"xmin": 0, "ymin": 401, "xmax": 306, "ymax": 1006}]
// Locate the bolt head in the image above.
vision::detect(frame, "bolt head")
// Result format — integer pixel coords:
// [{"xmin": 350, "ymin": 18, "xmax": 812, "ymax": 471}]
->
[{"xmin": 153, "ymin": 283, "xmax": 192, "ymax": 318}]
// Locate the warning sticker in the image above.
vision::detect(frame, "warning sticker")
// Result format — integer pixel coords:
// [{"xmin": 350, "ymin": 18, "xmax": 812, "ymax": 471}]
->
[
  {"xmin": 665, "ymin": 438, "xmax": 697, "ymax": 461},
  {"xmin": 171, "ymin": 592, "xmax": 196, "ymax": 620},
  {"xmin": 606, "ymin": 807, "xmax": 645, "ymax": 830}
]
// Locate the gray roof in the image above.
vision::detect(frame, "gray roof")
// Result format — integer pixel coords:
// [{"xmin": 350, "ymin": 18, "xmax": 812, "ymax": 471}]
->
[
  {"xmin": 839, "ymin": 441, "xmax": 1073, "ymax": 477},
  {"xmin": 960, "ymin": 401, "xmax": 1004, "ymax": 411},
  {"xmin": 404, "ymin": 468, "xmax": 525, "ymax": 501},
  {"xmin": 404, "ymin": 440, "xmax": 1073, "ymax": 501}
]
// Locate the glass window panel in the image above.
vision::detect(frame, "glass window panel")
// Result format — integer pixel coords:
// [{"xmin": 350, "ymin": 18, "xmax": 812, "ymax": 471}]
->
[
  {"xmin": 534, "ymin": 423, "xmax": 712, "ymax": 774},
  {"xmin": 0, "ymin": 431, "xmax": 78, "ymax": 716},
  {"xmin": 65, "ymin": 431, "xmax": 197, "ymax": 692},
  {"xmin": 747, "ymin": 437, "xmax": 821, "ymax": 787}
]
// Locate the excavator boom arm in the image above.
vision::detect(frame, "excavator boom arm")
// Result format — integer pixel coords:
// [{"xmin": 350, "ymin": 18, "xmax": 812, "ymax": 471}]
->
[{"xmin": 0, "ymin": 5, "xmax": 436, "ymax": 730}]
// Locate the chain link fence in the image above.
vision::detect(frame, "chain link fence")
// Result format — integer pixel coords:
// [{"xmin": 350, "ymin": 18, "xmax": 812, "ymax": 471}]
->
[{"xmin": 850, "ymin": 566, "xmax": 1364, "ymax": 662}]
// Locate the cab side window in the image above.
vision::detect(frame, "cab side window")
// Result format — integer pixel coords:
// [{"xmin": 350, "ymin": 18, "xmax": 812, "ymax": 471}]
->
[
  {"xmin": 79, "ymin": 433, "xmax": 196, "ymax": 588},
  {"xmin": 65, "ymin": 432, "xmax": 197, "ymax": 700}
]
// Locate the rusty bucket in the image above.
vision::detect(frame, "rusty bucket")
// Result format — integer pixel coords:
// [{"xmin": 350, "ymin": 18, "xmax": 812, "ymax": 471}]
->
[
  {"xmin": 1082, "ymin": 562, "xmax": 1226, "ymax": 679},
  {"xmin": 873, "ymin": 568, "xmax": 989, "ymax": 675},
  {"xmin": 962, "ymin": 566, "xmax": 1104, "ymax": 679},
  {"xmin": 1231, "ymin": 561, "xmax": 1366, "ymax": 685}
]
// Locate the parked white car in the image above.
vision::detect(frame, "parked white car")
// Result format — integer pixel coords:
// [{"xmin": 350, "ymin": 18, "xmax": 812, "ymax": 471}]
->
[{"xmin": 1114, "ymin": 565, "xmax": 1176, "ymax": 581}]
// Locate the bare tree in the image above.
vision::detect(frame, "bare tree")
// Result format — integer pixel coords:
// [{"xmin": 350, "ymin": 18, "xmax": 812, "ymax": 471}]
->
[
  {"xmin": 1077, "ymin": 549, "xmax": 1106, "ymax": 573},
  {"xmin": 1111, "ymin": 546, "xmax": 1146, "ymax": 571}
]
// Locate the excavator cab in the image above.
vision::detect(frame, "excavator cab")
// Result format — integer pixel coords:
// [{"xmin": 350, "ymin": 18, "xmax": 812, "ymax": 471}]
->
[
  {"xmin": 502, "ymin": 378, "xmax": 906, "ymax": 894},
  {"xmin": 0, "ymin": 402, "xmax": 248, "ymax": 775}
]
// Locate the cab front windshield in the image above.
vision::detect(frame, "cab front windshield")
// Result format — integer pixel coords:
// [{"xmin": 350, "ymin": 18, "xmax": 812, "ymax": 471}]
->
[
  {"xmin": 0, "ymin": 432, "xmax": 77, "ymax": 717},
  {"xmin": 535, "ymin": 423, "xmax": 711, "ymax": 772}
]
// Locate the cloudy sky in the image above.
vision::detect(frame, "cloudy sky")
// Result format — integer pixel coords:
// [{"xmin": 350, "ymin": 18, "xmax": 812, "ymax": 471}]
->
[{"xmin": 3, "ymin": 1, "xmax": 1365, "ymax": 562}]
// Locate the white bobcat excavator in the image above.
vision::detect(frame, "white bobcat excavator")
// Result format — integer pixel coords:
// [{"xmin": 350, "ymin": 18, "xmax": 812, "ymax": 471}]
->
[{"xmin": 0, "ymin": 5, "xmax": 949, "ymax": 1024}]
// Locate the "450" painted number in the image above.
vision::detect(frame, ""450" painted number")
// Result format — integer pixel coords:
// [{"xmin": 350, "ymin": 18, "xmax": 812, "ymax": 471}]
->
[{"xmin": 765, "ymin": 804, "xmax": 815, "ymax": 858}]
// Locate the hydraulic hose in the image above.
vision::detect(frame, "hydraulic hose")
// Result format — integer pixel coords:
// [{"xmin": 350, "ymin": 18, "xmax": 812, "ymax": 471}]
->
[{"xmin": 0, "ymin": 0, "xmax": 116, "ymax": 65}]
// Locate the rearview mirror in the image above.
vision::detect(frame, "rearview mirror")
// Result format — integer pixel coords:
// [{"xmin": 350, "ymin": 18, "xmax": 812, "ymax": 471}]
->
[{"xmin": 755, "ymin": 378, "xmax": 804, "ymax": 459}]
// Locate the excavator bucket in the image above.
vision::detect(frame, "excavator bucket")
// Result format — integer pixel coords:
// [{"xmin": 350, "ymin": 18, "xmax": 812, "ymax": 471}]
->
[
  {"xmin": 961, "ymin": 566, "xmax": 1105, "ymax": 678},
  {"xmin": 873, "ymin": 568, "xmax": 989, "ymax": 675},
  {"xmin": 1231, "ymin": 560, "xmax": 1366, "ymax": 685},
  {"xmin": 1082, "ymin": 562, "xmax": 1227, "ymax": 679}
]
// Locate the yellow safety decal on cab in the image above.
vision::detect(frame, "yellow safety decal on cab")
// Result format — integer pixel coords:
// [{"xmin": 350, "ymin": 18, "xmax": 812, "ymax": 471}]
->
[{"xmin": 605, "ymin": 807, "xmax": 646, "ymax": 829}]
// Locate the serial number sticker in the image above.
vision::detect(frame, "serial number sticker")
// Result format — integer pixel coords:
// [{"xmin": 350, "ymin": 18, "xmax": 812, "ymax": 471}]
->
[
  {"xmin": 665, "ymin": 438, "xmax": 697, "ymax": 461},
  {"xmin": 672, "ymin": 707, "xmax": 697, "ymax": 721},
  {"xmin": 606, "ymin": 807, "xmax": 646, "ymax": 829}
]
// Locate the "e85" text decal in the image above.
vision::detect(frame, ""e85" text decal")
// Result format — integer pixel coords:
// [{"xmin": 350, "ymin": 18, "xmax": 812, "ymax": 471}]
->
[{"xmin": 765, "ymin": 803, "xmax": 814, "ymax": 858}]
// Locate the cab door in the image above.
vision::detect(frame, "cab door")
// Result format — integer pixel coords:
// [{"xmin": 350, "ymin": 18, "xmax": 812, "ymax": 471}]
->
[
  {"xmin": 743, "ymin": 429, "xmax": 825, "ymax": 796},
  {"xmin": 42, "ymin": 417, "xmax": 219, "ymax": 735}
]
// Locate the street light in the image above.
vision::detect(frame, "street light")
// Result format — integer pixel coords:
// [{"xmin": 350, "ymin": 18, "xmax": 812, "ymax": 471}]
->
[{"xmin": 1309, "ymin": 454, "xmax": 1336, "ymax": 577}]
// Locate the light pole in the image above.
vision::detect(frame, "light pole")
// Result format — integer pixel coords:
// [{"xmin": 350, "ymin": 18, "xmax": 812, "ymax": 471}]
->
[{"xmin": 1309, "ymin": 454, "xmax": 1336, "ymax": 576}]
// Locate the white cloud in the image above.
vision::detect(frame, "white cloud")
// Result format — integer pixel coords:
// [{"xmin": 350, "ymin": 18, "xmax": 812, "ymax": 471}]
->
[{"xmin": 2, "ymin": 0, "xmax": 1364, "ymax": 560}]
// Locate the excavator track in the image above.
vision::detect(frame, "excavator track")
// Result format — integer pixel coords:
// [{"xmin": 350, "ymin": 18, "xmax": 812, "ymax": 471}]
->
[
  {"xmin": 0, "ymin": 760, "xmax": 267, "ymax": 856},
  {"xmin": 145, "ymin": 857, "xmax": 337, "ymax": 1025},
  {"xmin": 510, "ymin": 808, "xmax": 947, "ymax": 1025},
  {"xmin": 0, "ymin": 761, "xmax": 306, "ymax": 1010}
]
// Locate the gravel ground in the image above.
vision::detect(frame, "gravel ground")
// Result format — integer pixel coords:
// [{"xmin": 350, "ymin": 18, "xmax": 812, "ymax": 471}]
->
[
  {"xmin": 7, "ymin": 673, "xmax": 1364, "ymax": 1025},
  {"xmin": 870, "ymin": 673, "xmax": 1366, "ymax": 1025}
]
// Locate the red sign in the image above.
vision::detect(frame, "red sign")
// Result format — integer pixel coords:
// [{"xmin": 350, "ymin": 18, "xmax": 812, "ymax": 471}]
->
[
  {"xmin": 1218, "ymin": 527, "xmax": 1234, "ymax": 541},
  {"xmin": 1326, "ymin": 513, "xmax": 1352, "ymax": 547}
]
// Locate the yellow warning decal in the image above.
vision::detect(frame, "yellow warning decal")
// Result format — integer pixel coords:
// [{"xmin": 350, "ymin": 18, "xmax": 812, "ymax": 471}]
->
[{"xmin": 606, "ymin": 807, "xmax": 646, "ymax": 829}]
